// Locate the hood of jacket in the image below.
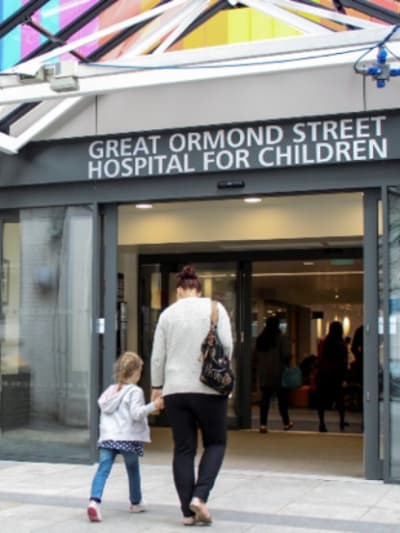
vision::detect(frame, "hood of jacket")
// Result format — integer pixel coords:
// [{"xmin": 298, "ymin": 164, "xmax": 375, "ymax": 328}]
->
[{"xmin": 98, "ymin": 384, "xmax": 134, "ymax": 414}]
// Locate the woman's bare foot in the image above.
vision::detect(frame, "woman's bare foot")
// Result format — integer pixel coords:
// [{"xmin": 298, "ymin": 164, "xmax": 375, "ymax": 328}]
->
[
  {"xmin": 182, "ymin": 515, "xmax": 196, "ymax": 526},
  {"xmin": 189, "ymin": 497, "xmax": 212, "ymax": 524}
]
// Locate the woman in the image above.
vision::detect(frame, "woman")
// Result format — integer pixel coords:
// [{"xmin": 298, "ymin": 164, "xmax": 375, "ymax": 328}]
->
[
  {"xmin": 151, "ymin": 264, "xmax": 233, "ymax": 526},
  {"xmin": 316, "ymin": 321, "xmax": 348, "ymax": 432},
  {"xmin": 255, "ymin": 316, "xmax": 293, "ymax": 433}
]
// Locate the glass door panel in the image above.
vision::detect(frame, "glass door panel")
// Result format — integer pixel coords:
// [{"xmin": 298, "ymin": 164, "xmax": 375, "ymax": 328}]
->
[
  {"xmin": 139, "ymin": 264, "xmax": 163, "ymax": 397},
  {"xmin": 0, "ymin": 207, "xmax": 94, "ymax": 463},
  {"xmin": 386, "ymin": 187, "xmax": 400, "ymax": 480},
  {"xmin": 363, "ymin": 190, "xmax": 382, "ymax": 479}
]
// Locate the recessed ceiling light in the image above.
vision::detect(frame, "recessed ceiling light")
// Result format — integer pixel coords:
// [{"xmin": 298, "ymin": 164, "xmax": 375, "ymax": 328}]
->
[
  {"xmin": 135, "ymin": 203, "xmax": 153, "ymax": 209},
  {"xmin": 244, "ymin": 197, "xmax": 262, "ymax": 204}
]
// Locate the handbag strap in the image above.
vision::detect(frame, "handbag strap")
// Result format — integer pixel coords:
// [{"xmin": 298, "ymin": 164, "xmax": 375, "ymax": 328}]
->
[{"xmin": 210, "ymin": 300, "xmax": 219, "ymax": 327}]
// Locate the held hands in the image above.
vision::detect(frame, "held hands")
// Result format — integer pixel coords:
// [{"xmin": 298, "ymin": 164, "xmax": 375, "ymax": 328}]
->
[
  {"xmin": 152, "ymin": 388, "xmax": 164, "ymax": 411},
  {"xmin": 153, "ymin": 396, "xmax": 164, "ymax": 411}
]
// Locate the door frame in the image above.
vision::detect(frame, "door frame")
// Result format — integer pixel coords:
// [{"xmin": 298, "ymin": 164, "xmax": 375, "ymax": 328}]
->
[
  {"xmin": 363, "ymin": 189, "xmax": 383, "ymax": 480},
  {"xmin": 237, "ymin": 260, "xmax": 252, "ymax": 428},
  {"xmin": 94, "ymin": 204, "xmax": 119, "ymax": 460}
]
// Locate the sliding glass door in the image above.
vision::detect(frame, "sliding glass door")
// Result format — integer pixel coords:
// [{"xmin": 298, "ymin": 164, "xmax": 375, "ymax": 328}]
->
[{"xmin": 384, "ymin": 187, "xmax": 400, "ymax": 481}]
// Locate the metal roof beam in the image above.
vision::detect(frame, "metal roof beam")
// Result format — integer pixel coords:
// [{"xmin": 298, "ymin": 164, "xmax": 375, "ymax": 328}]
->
[
  {"xmin": 290, "ymin": 0, "xmax": 354, "ymax": 29},
  {"xmin": 0, "ymin": 103, "xmax": 39, "ymax": 134},
  {"xmin": 0, "ymin": 0, "xmax": 49, "ymax": 38},
  {"xmin": 87, "ymin": 0, "xmax": 171, "ymax": 62},
  {"xmin": 242, "ymin": 0, "xmax": 332, "ymax": 33},
  {"xmin": 266, "ymin": 0, "xmax": 383, "ymax": 27},
  {"xmin": 122, "ymin": 0, "xmax": 210, "ymax": 58},
  {"xmin": 24, "ymin": 18, "xmax": 87, "ymax": 62},
  {"xmin": 1, "ymin": 33, "xmax": 398, "ymax": 107},
  {"xmin": 0, "ymin": 0, "xmax": 129, "ymax": 134},
  {"xmin": 153, "ymin": 0, "xmax": 210, "ymax": 54},
  {"xmin": 9, "ymin": 0, "xmax": 190, "ymax": 76},
  {"xmin": 20, "ymin": 0, "xmax": 120, "ymax": 63},
  {"xmin": 338, "ymin": 0, "xmax": 400, "ymax": 25},
  {"xmin": 169, "ymin": 0, "xmax": 231, "ymax": 47}
]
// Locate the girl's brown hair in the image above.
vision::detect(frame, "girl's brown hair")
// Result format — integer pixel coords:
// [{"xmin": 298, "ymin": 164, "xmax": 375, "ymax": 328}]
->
[
  {"xmin": 176, "ymin": 264, "xmax": 202, "ymax": 292},
  {"xmin": 114, "ymin": 351, "xmax": 143, "ymax": 389}
]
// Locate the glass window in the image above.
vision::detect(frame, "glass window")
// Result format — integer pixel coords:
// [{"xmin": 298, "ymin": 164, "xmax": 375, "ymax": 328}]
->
[
  {"xmin": 0, "ymin": 206, "xmax": 93, "ymax": 462},
  {"xmin": 388, "ymin": 188, "xmax": 400, "ymax": 479}
]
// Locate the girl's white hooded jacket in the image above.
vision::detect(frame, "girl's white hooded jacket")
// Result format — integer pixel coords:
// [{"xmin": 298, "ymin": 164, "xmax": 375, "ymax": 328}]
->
[{"xmin": 97, "ymin": 383, "xmax": 156, "ymax": 443}]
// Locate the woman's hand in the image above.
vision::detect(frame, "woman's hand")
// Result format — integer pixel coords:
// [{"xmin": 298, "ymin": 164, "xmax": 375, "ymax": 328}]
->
[
  {"xmin": 152, "ymin": 388, "xmax": 162, "ymax": 401},
  {"xmin": 153, "ymin": 396, "xmax": 164, "ymax": 414},
  {"xmin": 152, "ymin": 388, "xmax": 164, "ymax": 412},
  {"xmin": 154, "ymin": 396, "xmax": 164, "ymax": 411}
]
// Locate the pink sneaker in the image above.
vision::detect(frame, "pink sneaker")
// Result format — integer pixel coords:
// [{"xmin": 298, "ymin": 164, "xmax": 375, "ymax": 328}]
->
[{"xmin": 87, "ymin": 500, "xmax": 102, "ymax": 522}]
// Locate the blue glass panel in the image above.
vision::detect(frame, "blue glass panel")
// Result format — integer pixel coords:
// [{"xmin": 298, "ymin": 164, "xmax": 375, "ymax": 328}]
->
[
  {"xmin": 0, "ymin": 1, "xmax": 22, "ymax": 70},
  {"xmin": 40, "ymin": 0, "xmax": 59, "ymax": 44}
]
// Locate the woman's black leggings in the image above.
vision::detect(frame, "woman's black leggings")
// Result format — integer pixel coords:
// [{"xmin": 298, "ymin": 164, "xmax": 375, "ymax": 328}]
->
[{"xmin": 164, "ymin": 393, "xmax": 228, "ymax": 518}]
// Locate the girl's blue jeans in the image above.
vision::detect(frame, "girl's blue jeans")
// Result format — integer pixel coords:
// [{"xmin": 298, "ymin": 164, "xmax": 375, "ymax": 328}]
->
[{"xmin": 90, "ymin": 447, "xmax": 142, "ymax": 504}]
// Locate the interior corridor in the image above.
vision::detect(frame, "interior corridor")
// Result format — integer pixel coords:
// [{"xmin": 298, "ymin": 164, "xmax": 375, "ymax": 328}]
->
[{"xmin": 145, "ymin": 425, "xmax": 363, "ymax": 478}]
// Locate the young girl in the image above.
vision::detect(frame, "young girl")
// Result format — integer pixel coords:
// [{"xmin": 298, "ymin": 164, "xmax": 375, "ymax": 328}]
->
[{"xmin": 87, "ymin": 351, "xmax": 163, "ymax": 522}]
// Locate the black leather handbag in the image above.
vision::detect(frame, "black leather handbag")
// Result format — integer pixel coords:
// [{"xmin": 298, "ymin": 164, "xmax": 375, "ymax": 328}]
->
[{"xmin": 200, "ymin": 301, "xmax": 234, "ymax": 396}]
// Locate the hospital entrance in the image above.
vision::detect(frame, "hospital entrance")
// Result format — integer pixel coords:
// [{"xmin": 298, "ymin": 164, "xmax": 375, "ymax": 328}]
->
[{"xmin": 116, "ymin": 192, "xmax": 369, "ymax": 478}]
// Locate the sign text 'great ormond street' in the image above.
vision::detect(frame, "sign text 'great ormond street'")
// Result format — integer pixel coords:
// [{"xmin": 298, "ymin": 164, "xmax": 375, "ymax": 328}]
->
[{"xmin": 87, "ymin": 115, "xmax": 388, "ymax": 180}]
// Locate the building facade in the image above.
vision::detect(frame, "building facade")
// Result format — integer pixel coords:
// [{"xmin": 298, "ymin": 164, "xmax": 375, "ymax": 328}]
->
[{"xmin": 0, "ymin": 29, "xmax": 400, "ymax": 482}]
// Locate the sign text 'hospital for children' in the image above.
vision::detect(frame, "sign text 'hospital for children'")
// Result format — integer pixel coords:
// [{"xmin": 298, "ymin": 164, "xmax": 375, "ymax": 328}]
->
[{"xmin": 87, "ymin": 115, "xmax": 388, "ymax": 180}]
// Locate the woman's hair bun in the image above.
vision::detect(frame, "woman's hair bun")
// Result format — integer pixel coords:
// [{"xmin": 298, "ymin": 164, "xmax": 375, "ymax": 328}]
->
[
  {"xmin": 178, "ymin": 264, "xmax": 197, "ymax": 280},
  {"xmin": 176, "ymin": 264, "xmax": 201, "ymax": 291}
]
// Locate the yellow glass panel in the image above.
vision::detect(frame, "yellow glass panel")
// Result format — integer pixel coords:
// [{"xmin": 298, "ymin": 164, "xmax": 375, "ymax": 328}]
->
[
  {"xmin": 177, "ymin": 5, "xmax": 310, "ymax": 50},
  {"xmin": 250, "ymin": 10, "xmax": 275, "ymax": 39},
  {"xmin": 273, "ymin": 19, "xmax": 302, "ymax": 38},
  {"xmin": 299, "ymin": 11, "xmax": 320, "ymax": 23},
  {"xmin": 140, "ymin": 0, "xmax": 159, "ymax": 8},
  {"xmin": 181, "ymin": 24, "xmax": 206, "ymax": 49},
  {"xmin": 227, "ymin": 9, "xmax": 251, "ymax": 43},
  {"xmin": 205, "ymin": 11, "xmax": 229, "ymax": 46}
]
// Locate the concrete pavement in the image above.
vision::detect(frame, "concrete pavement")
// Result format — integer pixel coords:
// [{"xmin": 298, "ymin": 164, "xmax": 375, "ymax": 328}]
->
[{"xmin": 0, "ymin": 430, "xmax": 399, "ymax": 532}]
